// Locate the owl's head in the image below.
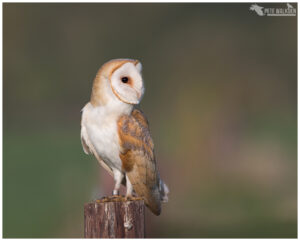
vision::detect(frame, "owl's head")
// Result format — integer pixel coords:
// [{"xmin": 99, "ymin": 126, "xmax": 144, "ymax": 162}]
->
[{"xmin": 91, "ymin": 59, "xmax": 144, "ymax": 106}]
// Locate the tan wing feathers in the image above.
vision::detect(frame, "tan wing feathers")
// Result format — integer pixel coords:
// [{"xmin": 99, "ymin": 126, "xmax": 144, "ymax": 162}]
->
[{"xmin": 118, "ymin": 108, "xmax": 161, "ymax": 215}]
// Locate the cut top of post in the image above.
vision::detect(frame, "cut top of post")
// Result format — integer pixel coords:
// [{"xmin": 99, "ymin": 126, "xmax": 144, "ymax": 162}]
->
[{"xmin": 84, "ymin": 197, "xmax": 145, "ymax": 238}]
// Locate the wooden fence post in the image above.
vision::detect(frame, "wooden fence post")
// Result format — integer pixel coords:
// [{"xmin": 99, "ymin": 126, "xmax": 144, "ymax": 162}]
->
[{"xmin": 84, "ymin": 197, "xmax": 145, "ymax": 238}]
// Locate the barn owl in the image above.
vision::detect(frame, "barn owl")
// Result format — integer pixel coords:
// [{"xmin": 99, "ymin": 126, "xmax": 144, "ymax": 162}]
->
[{"xmin": 80, "ymin": 58, "xmax": 169, "ymax": 215}]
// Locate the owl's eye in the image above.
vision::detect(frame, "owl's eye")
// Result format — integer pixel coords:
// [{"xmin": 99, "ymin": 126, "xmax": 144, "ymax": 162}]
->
[{"xmin": 121, "ymin": 77, "xmax": 129, "ymax": 83}]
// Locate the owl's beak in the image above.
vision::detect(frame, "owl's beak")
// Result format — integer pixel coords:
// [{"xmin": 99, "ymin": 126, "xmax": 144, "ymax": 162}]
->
[
  {"xmin": 134, "ymin": 86, "xmax": 144, "ymax": 101},
  {"xmin": 136, "ymin": 87, "xmax": 145, "ymax": 101}
]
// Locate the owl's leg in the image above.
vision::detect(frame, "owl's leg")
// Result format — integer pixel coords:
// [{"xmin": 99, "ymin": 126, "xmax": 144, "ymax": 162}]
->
[
  {"xmin": 125, "ymin": 174, "xmax": 133, "ymax": 197},
  {"xmin": 112, "ymin": 169, "xmax": 124, "ymax": 196}
]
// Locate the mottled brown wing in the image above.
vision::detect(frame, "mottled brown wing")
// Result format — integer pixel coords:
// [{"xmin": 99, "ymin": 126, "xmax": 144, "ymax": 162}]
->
[{"xmin": 118, "ymin": 108, "xmax": 161, "ymax": 215}]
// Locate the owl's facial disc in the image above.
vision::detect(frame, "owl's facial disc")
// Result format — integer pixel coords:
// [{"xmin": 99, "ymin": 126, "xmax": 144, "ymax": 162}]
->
[{"xmin": 110, "ymin": 62, "xmax": 144, "ymax": 104}]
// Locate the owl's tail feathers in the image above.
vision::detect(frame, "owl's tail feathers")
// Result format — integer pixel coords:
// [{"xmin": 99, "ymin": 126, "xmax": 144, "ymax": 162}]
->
[
  {"xmin": 141, "ymin": 180, "xmax": 169, "ymax": 215},
  {"xmin": 145, "ymin": 180, "xmax": 169, "ymax": 215},
  {"xmin": 159, "ymin": 179, "xmax": 169, "ymax": 203},
  {"xmin": 146, "ymin": 189, "xmax": 161, "ymax": 216}
]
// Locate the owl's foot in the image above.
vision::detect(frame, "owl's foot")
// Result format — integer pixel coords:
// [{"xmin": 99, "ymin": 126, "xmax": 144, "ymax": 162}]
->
[
  {"xmin": 96, "ymin": 195, "xmax": 143, "ymax": 203},
  {"xmin": 125, "ymin": 195, "xmax": 133, "ymax": 201},
  {"xmin": 125, "ymin": 196, "xmax": 144, "ymax": 201},
  {"xmin": 97, "ymin": 195, "xmax": 124, "ymax": 203}
]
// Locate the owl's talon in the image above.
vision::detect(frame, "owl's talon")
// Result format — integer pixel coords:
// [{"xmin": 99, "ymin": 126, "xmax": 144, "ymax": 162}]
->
[{"xmin": 125, "ymin": 195, "xmax": 132, "ymax": 201}]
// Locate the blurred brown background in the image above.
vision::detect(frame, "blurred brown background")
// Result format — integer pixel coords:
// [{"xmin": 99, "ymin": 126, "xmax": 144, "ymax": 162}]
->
[{"xmin": 3, "ymin": 3, "xmax": 297, "ymax": 238}]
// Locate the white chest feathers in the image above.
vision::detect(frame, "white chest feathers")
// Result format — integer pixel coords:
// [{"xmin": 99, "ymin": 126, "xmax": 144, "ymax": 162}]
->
[{"xmin": 81, "ymin": 102, "xmax": 132, "ymax": 172}]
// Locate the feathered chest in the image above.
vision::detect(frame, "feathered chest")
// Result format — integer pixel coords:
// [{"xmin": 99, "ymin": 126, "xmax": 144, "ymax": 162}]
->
[{"xmin": 83, "ymin": 105, "xmax": 124, "ymax": 171}]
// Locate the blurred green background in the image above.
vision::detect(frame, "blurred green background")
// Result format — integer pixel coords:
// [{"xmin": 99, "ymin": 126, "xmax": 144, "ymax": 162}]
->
[{"xmin": 3, "ymin": 3, "xmax": 297, "ymax": 238}]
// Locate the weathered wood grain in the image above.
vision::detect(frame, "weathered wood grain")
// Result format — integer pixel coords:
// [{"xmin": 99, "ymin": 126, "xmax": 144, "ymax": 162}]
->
[{"xmin": 84, "ymin": 197, "xmax": 145, "ymax": 238}]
